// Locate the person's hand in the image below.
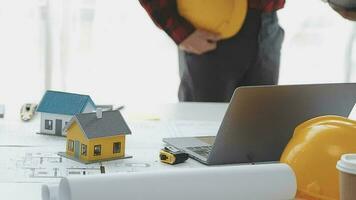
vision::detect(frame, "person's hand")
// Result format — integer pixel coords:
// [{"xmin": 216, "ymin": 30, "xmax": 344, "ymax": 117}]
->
[
  {"xmin": 179, "ymin": 29, "xmax": 220, "ymax": 55},
  {"xmin": 330, "ymin": 3, "xmax": 356, "ymax": 21}
]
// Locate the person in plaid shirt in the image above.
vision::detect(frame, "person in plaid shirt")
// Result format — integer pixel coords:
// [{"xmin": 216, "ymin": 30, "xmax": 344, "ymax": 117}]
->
[
  {"xmin": 139, "ymin": 0, "xmax": 356, "ymax": 102},
  {"xmin": 139, "ymin": 0, "xmax": 354, "ymax": 102},
  {"xmin": 139, "ymin": 0, "xmax": 286, "ymax": 102}
]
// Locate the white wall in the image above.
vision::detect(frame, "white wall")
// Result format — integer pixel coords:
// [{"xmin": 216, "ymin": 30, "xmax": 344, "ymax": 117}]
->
[
  {"xmin": 40, "ymin": 112, "xmax": 72, "ymax": 135},
  {"xmin": 279, "ymin": 0, "xmax": 355, "ymax": 84}
]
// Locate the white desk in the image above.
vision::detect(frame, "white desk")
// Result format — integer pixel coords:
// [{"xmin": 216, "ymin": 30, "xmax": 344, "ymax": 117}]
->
[{"xmin": 0, "ymin": 103, "xmax": 228, "ymax": 200}]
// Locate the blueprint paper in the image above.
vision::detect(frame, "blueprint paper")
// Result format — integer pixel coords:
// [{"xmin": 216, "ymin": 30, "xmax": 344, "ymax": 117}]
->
[
  {"xmin": 0, "ymin": 147, "xmax": 169, "ymax": 184},
  {"xmin": 0, "ymin": 119, "xmax": 220, "ymax": 184},
  {"xmin": 44, "ymin": 164, "xmax": 297, "ymax": 200},
  {"xmin": 168, "ymin": 120, "xmax": 221, "ymax": 137}
]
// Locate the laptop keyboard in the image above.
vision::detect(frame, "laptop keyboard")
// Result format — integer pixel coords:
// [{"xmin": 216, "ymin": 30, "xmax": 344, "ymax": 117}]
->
[{"xmin": 186, "ymin": 146, "xmax": 213, "ymax": 158}]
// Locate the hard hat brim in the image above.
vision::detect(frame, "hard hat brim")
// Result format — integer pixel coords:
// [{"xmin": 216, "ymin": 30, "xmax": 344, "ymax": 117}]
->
[{"xmin": 178, "ymin": 0, "xmax": 248, "ymax": 39}]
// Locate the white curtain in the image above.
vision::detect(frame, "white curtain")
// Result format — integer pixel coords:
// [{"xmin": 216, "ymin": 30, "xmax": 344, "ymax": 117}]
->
[
  {"xmin": 74, "ymin": 0, "xmax": 180, "ymax": 105},
  {"xmin": 47, "ymin": 0, "xmax": 181, "ymax": 105},
  {"xmin": 44, "ymin": 0, "xmax": 84, "ymax": 91},
  {"xmin": 0, "ymin": 0, "xmax": 43, "ymax": 112}
]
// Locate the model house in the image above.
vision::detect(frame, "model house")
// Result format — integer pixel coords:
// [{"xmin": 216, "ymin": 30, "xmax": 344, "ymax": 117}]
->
[
  {"xmin": 37, "ymin": 90, "xmax": 96, "ymax": 136},
  {"xmin": 62, "ymin": 109, "xmax": 131, "ymax": 164}
]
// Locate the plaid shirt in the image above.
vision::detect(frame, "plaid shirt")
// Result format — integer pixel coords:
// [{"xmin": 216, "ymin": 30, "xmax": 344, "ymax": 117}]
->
[{"xmin": 139, "ymin": 0, "xmax": 285, "ymax": 44}]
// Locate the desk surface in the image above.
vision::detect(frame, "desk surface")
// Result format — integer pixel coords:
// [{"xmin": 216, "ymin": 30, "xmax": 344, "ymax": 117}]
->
[{"xmin": 0, "ymin": 102, "xmax": 228, "ymax": 200}]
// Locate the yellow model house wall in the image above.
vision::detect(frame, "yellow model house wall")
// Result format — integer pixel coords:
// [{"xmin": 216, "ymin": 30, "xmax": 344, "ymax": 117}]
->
[
  {"xmin": 66, "ymin": 121, "xmax": 126, "ymax": 162},
  {"xmin": 87, "ymin": 135, "xmax": 125, "ymax": 161},
  {"xmin": 66, "ymin": 123, "xmax": 89, "ymax": 161}
]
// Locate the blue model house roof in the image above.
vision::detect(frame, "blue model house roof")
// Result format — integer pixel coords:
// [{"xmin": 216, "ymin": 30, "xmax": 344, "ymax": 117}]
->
[{"xmin": 37, "ymin": 90, "xmax": 95, "ymax": 115}]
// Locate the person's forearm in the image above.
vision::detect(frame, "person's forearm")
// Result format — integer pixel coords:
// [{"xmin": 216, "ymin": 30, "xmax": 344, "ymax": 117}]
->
[
  {"xmin": 326, "ymin": 0, "xmax": 356, "ymax": 21},
  {"xmin": 138, "ymin": 0, "xmax": 195, "ymax": 44}
]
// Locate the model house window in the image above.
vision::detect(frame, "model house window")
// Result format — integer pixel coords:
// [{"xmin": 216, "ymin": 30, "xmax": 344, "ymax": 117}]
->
[
  {"xmin": 94, "ymin": 145, "xmax": 101, "ymax": 156},
  {"xmin": 113, "ymin": 142, "xmax": 121, "ymax": 154},
  {"xmin": 45, "ymin": 120, "xmax": 53, "ymax": 130},
  {"xmin": 81, "ymin": 144, "xmax": 87, "ymax": 156},
  {"xmin": 67, "ymin": 140, "xmax": 74, "ymax": 152}
]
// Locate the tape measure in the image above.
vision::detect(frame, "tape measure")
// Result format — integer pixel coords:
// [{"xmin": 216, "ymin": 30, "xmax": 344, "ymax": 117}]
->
[{"xmin": 160, "ymin": 146, "xmax": 189, "ymax": 165}]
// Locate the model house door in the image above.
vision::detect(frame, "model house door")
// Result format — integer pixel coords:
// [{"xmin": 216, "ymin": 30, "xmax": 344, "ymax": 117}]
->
[
  {"xmin": 55, "ymin": 119, "xmax": 62, "ymax": 136},
  {"xmin": 74, "ymin": 141, "xmax": 80, "ymax": 158}
]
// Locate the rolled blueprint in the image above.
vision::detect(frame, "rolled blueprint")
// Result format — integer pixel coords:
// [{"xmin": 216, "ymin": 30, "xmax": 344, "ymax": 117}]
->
[
  {"xmin": 52, "ymin": 163, "xmax": 296, "ymax": 200},
  {"xmin": 42, "ymin": 184, "xmax": 59, "ymax": 200}
]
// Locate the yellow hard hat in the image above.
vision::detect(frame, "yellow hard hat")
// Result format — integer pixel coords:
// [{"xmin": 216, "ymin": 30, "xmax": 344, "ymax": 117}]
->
[
  {"xmin": 177, "ymin": 0, "xmax": 248, "ymax": 39},
  {"xmin": 280, "ymin": 116, "xmax": 356, "ymax": 200}
]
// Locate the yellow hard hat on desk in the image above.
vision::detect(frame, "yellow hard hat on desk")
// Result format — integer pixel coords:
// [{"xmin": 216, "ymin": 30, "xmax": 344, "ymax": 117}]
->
[
  {"xmin": 177, "ymin": 0, "xmax": 248, "ymax": 39},
  {"xmin": 280, "ymin": 116, "xmax": 356, "ymax": 200}
]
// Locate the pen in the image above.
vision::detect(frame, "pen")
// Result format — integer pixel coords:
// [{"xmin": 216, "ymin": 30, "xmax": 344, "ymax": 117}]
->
[{"xmin": 116, "ymin": 105, "xmax": 125, "ymax": 111}]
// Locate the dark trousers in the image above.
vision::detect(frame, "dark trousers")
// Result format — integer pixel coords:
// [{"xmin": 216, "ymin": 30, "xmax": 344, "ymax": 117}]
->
[{"xmin": 178, "ymin": 9, "xmax": 285, "ymax": 102}]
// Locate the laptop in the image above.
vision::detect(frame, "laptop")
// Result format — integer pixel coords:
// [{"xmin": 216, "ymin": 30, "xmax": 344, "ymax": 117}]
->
[{"xmin": 163, "ymin": 83, "xmax": 356, "ymax": 165}]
